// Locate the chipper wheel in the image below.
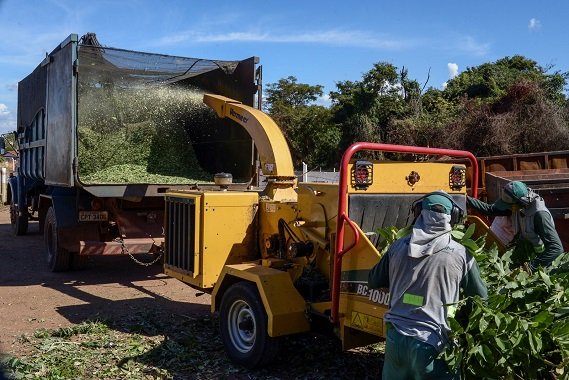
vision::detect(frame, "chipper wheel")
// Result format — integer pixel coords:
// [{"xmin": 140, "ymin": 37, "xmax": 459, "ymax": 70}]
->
[
  {"xmin": 44, "ymin": 207, "xmax": 71, "ymax": 272},
  {"xmin": 219, "ymin": 281, "xmax": 280, "ymax": 368}
]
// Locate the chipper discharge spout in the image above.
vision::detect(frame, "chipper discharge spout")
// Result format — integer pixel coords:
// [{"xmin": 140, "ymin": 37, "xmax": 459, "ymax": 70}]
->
[{"xmin": 203, "ymin": 94, "xmax": 297, "ymax": 202}]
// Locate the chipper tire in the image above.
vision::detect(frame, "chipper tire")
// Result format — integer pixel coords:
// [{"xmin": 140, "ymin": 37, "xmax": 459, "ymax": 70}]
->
[
  {"xmin": 44, "ymin": 207, "xmax": 71, "ymax": 272},
  {"xmin": 219, "ymin": 281, "xmax": 280, "ymax": 368},
  {"xmin": 10, "ymin": 199, "xmax": 28, "ymax": 236}
]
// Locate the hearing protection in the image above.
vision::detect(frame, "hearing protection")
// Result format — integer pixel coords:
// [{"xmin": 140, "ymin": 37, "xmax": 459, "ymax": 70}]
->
[{"xmin": 411, "ymin": 191, "xmax": 465, "ymax": 226}]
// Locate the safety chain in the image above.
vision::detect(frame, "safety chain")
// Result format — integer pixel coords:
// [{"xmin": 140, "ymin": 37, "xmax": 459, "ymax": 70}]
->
[{"xmin": 115, "ymin": 237, "xmax": 164, "ymax": 267}]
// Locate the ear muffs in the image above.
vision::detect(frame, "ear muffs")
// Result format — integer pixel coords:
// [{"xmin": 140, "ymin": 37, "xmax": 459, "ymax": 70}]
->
[{"xmin": 411, "ymin": 191, "xmax": 464, "ymax": 226}]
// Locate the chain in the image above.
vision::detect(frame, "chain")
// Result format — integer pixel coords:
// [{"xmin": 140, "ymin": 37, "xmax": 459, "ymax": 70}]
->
[{"xmin": 115, "ymin": 237, "xmax": 164, "ymax": 267}]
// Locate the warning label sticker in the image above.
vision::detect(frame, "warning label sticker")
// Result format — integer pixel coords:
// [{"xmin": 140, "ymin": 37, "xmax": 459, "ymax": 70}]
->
[{"xmin": 350, "ymin": 311, "xmax": 382, "ymax": 333}]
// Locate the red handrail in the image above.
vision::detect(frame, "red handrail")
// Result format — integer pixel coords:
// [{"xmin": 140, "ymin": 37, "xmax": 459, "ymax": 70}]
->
[{"xmin": 330, "ymin": 143, "xmax": 479, "ymax": 324}]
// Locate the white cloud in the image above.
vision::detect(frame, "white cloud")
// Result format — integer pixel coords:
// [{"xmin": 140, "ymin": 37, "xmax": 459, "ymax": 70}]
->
[
  {"xmin": 154, "ymin": 29, "xmax": 415, "ymax": 50},
  {"xmin": 0, "ymin": 103, "xmax": 16, "ymax": 134},
  {"xmin": 529, "ymin": 18, "xmax": 542, "ymax": 30},
  {"xmin": 448, "ymin": 63, "xmax": 459, "ymax": 79},
  {"xmin": 315, "ymin": 94, "xmax": 332, "ymax": 107},
  {"xmin": 458, "ymin": 36, "xmax": 490, "ymax": 57}
]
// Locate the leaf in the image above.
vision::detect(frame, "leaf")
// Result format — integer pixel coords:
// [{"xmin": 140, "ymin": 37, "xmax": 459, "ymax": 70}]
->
[
  {"xmin": 555, "ymin": 307, "xmax": 569, "ymax": 316},
  {"xmin": 494, "ymin": 313, "xmax": 501, "ymax": 329},
  {"xmin": 494, "ymin": 337, "xmax": 506, "ymax": 351},
  {"xmin": 511, "ymin": 290, "xmax": 524, "ymax": 298},
  {"xmin": 533, "ymin": 310, "xmax": 553, "ymax": 325},
  {"xmin": 462, "ymin": 239, "xmax": 479, "ymax": 253},
  {"xmin": 463, "ymin": 222, "xmax": 476, "ymax": 241},
  {"xmin": 504, "ymin": 281, "xmax": 518, "ymax": 289},
  {"xmin": 539, "ymin": 271, "xmax": 553, "ymax": 287},
  {"xmin": 479, "ymin": 318, "xmax": 489, "ymax": 333},
  {"xmin": 451, "ymin": 230, "xmax": 464, "ymax": 240}
]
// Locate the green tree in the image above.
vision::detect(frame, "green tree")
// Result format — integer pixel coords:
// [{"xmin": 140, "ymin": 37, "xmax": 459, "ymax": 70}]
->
[
  {"xmin": 385, "ymin": 55, "xmax": 569, "ymax": 156},
  {"xmin": 444, "ymin": 55, "xmax": 568, "ymax": 105},
  {"xmin": 330, "ymin": 62, "xmax": 421, "ymax": 151},
  {"xmin": 265, "ymin": 77, "xmax": 340, "ymax": 168}
]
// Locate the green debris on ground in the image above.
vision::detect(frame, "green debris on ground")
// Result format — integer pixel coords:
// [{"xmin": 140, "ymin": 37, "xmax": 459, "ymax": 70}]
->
[{"xmin": 1, "ymin": 311, "xmax": 384, "ymax": 380}]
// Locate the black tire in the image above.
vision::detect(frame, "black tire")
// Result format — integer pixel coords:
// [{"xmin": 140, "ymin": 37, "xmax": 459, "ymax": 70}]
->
[
  {"xmin": 219, "ymin": 282, "xmax": 280, "ymax": 368},
  {"xmin": 44, "ymin": 207, "xmax": 70, "ymax": 272},
  {"xmin": 70, "ymin": 254, "xmax": 89, "ymax": 270},
  {"xmin": 10, "ymin": 199, "xmax": 28, "ymax": 236}
]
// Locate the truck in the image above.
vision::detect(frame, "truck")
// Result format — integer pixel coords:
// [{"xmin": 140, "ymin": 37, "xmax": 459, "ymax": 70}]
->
[
  {"xmin": 0, "ymin": 33, "xmax": 261, "ymax": 271},
  {"xmin": 162, "ymin": 93, "xmax": 482, "ymax": 367}
]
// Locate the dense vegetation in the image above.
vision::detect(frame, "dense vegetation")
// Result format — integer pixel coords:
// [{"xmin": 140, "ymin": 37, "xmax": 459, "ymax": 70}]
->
[
  {"xmin": 265, "ymin": 56, "xmax": 569, "ymax": 168},
  {"xmin": 377, "ymin": 224, "xmax": 569, "ymax": 379},
  {"xmin": 448, "ymin": 224, "xmax": 569, "ymax": 380}
]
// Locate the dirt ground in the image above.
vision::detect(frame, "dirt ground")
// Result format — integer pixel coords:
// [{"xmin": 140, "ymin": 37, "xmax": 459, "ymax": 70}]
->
[{"xmin": 0, "ymin": 205, "xmax": 211, "ymax": 355}]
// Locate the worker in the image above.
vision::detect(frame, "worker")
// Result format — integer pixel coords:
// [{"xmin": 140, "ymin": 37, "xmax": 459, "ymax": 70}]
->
[
  {"xmin": 467, "ymin": 180, "xmax": 563, "ymax": 272},
  {"xmin": 369, "ymin": 191, "xmax": 487, "ymax": 380}
]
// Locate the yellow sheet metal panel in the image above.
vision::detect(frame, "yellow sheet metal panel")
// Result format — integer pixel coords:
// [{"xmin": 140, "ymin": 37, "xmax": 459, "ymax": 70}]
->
[
  {"xmin": 342, "ymin": 222, "xmax": 382, "ymax": 271},
  {"xmin": 337, "ymin": 223, "xmax": 389, "ymax": 339},
  {"xmin": 212, "ymin": 264, "xmax": 311, "ymax": 337},
  {"xmin": 466, "ymin": 215, "xmax": 506, "ymax": 252},
  {"xmin": 297, "ymin": 183, "xmax": 339, "ymax": 240},
  {"xmin": 203, "ymin": 94, "xmax": 294, "ymax": 178},
  {"xmin": 202, "ymin": 191, "xmax": 259, "ymax": 207},
  {"xmin": 164, "ymin": 265, "xmax": 203, "ymax": 288},
  {"xmin": 200, "ymin": 192, "xmax": 259, "ymax": 288},
  {"xmin": 339, "ymin": 290, "xmax": 387, "ymax": 338},
  {"xmin": 348, "ymin": 162, "xmax": 467, "ymax": 194}
]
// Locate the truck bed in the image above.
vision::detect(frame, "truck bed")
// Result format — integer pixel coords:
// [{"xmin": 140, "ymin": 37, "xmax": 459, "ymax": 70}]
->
[{"xmin": 486, "ymin": 169, "xmax": 569, "ymax": 250}]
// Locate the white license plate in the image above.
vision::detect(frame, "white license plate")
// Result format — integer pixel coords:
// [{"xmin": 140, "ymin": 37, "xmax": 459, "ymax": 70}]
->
[{"xmin": 79, "ymin": 211, "xmax": 108, "ymax": 222}]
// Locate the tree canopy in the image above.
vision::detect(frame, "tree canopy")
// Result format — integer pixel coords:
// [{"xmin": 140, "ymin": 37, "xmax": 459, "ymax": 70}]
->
[{"xmin": 264, "ymin": 55, "xmax": 569, "ymax": 169}]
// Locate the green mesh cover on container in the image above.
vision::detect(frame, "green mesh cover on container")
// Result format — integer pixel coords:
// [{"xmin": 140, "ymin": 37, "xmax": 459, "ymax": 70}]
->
[{"xmin": 77, "ymin": 43, "xmax": 250, "ymax": 184}]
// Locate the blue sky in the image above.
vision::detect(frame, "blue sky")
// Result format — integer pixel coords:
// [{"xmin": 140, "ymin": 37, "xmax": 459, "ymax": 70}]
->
[{"xmin": 1, "ymin": 0, "xmax": 568, "ymax": 134}]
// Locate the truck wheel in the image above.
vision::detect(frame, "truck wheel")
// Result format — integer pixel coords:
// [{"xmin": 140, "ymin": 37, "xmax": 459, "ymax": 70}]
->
[
  {"xmin": 44, "ymin": 207, "xmax": 70, "ymax": 272},
  {"xmin": 10, "ymin": 199, "xmax": 28, "ymax": 236},
  {"xmin": 219, "ymin": 282, "xmax": 280, "ymax": 368},
  {"xmin": 70, "ymin": 254, "xmax": 89, "ymax": 270}
]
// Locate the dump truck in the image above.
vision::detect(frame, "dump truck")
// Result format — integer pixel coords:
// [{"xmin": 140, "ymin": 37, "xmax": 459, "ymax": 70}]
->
[
  {"xmin": 163, "ymin": 93, "xmax": 481, "ymax": 367},
  {"xmin": 0, "ymin": 33, "xmax": 261, "ymax": 271}
]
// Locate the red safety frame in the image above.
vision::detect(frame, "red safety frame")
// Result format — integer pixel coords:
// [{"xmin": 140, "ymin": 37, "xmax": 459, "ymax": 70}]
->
[{"xmin": 330, "ymin": 143, "xmax": 479, "ymax": 324}]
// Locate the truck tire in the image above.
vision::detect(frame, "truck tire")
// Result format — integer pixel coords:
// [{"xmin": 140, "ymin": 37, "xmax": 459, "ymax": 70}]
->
[
  {"xmin": 70, "ymin": 254, "xmax": 89, "ymax": 270},
  {"xmin": 219, "ymin": 281, "xmax": 280, "ymax": 368},
  {"xmin": 10, "ymin": 199, "xmax": 28, "ymax": 236},
  {"xmin": 44, "ymin": 207, "xmax": 70, "ymax": 272}
]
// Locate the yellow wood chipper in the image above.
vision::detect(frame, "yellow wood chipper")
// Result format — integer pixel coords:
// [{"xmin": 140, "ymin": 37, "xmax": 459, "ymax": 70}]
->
[{"xmin": 163, "ymin": 94, "xmax": 482, "ymax": 368}]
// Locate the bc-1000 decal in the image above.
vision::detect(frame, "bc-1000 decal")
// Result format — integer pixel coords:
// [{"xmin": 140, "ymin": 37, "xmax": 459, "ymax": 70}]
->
[{"xmin": 341, "ymin": 281, "xmax": 390, "ymax": 306}]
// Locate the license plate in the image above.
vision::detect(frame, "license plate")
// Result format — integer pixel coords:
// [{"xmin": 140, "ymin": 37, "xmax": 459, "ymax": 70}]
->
[{"xmin": 79, "ymin": 211, "xmax": 108, "ymax": 222}]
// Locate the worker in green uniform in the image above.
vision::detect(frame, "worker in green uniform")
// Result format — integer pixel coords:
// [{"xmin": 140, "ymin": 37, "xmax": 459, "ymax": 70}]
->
[
  {"xmin": 467, "ymin": 180, "xmax": 564, "ymax": 272},
  {"xmin": 369, "ymin": 191, "xmax": 487, "ymax": 380}
]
